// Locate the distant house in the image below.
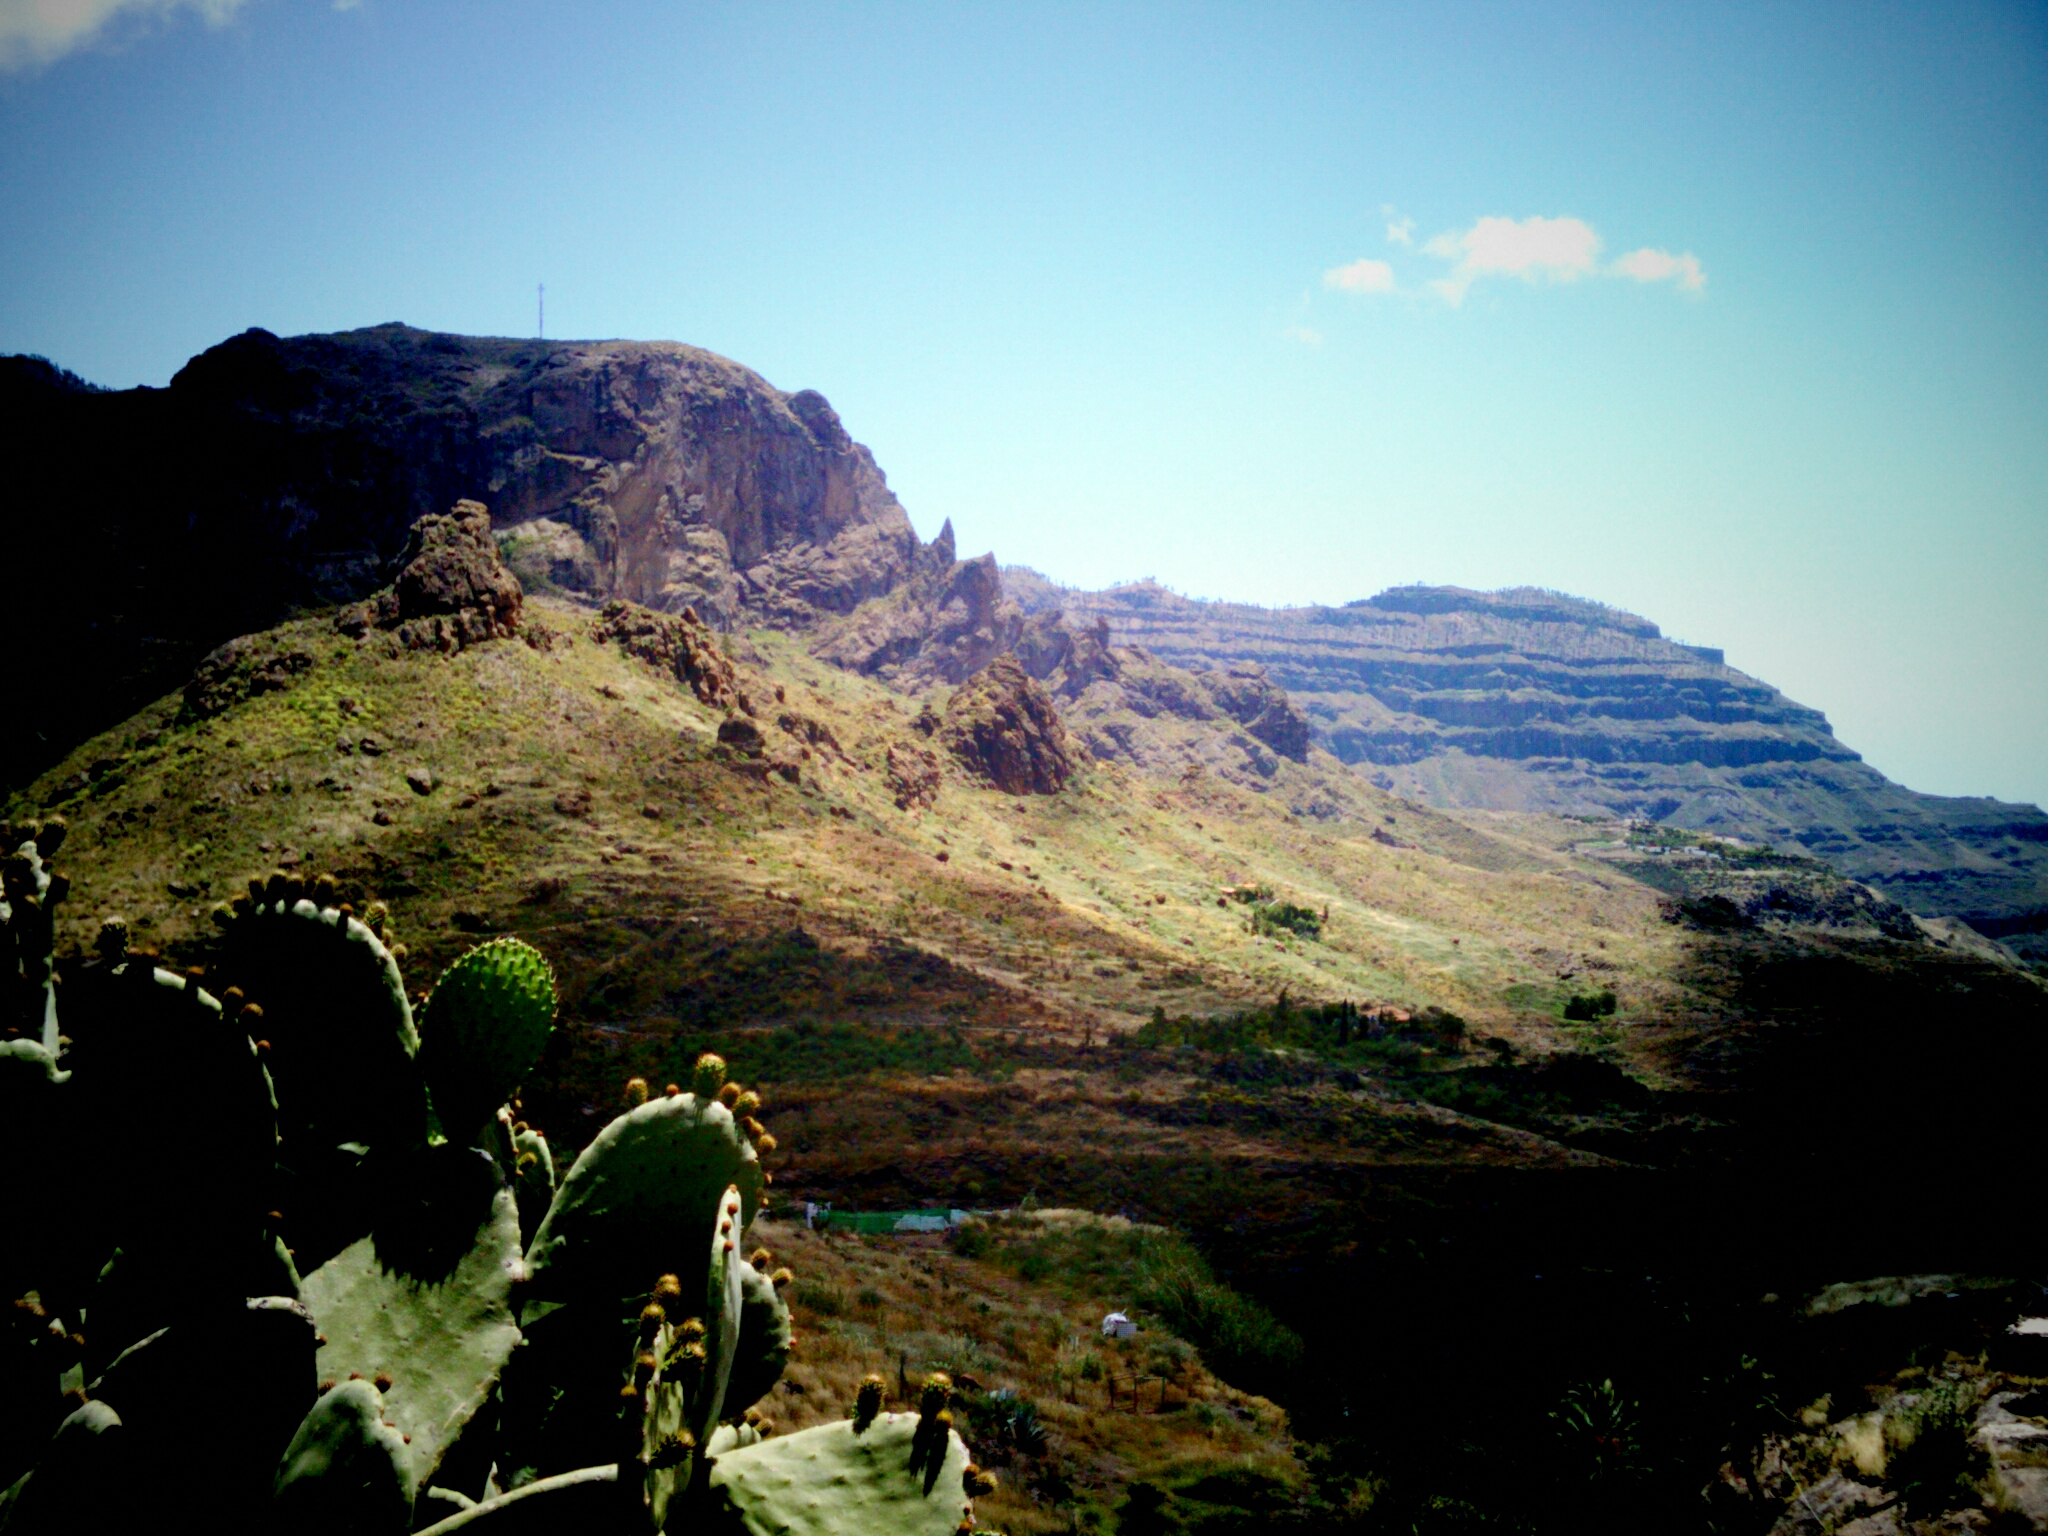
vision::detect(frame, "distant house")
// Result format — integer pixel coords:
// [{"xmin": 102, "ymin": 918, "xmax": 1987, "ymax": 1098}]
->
[{"xmin": 1101, "ymin": 1311, "xmax": 1138, "ymax": 1339}]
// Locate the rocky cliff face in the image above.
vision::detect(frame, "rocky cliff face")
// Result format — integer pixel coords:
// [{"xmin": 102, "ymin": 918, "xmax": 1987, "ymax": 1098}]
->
[
  {"xmin": 0, "ymin": 327, "xmax": 930, "ymax": 788},
  {"xmin": 1039, "ymin": 630, "xmax": 1314, "ymax": 789},
  {"xmin": 809, "ymin": 520, "xmax": 1046, "ymax": 685},
  {"xmin": 14, "ymin": 327, "xmax": 2041, "ymax": 959},
  {"xmin": 162, "ymin": 324, "xmax": 924, "ymax": 627},
  {"xmin": 1009, "ymin": 572, "xmax": 2048, "ymax": 953}
]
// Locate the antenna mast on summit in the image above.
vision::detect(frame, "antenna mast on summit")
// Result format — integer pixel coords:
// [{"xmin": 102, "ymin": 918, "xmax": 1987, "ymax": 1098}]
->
[{"xmin": 537, "ymin": 284, "xmax": 545, "ymax": 340}]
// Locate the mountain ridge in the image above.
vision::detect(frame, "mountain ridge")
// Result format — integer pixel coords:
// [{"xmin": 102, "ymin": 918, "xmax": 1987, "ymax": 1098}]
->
[
  {"xmin": 5, "ymin": 323, "xmax": 2040, "ymax": 962},
  {"xmin": 1002, "ymin": 570, "xmax": 2048, "ymax": 958}
]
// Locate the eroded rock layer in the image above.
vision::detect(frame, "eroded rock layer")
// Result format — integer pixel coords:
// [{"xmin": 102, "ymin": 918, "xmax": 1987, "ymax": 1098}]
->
[{"xmin": 1008, "ymin": 572, "xmax": 2048, "ymax": 951}]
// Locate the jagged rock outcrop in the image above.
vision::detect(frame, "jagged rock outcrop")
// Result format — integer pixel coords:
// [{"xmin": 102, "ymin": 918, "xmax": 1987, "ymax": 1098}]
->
[
  {"xmin": 1204, "ymin": 666, "xmax": 1312, "ymax": 762},
  {"xmin": 886, "ymin": 741, "xmax": 942, "ymax": 811},
  {"xmin": 588, "ymin": 598, "xmax": 750, "ymax": 714},
  {"xmin": 810, "ymin": 522, "xmax": 1047, "ymax": 686},
  {"xmin": 775, "ymin": 711, "xmax": 846, "ymax": 762},
  {"xmin": 334, "ymin": 500, "xmax": 523, "ymax": 653},
  {"xmin": 1043, "ymin": 643, "xmax": 1312, "ymax": 788},
  {"xmin": 1017, "ymin": 572, "xmax": 2048, "ymax": 953},
  {"xmin": 1050, "ymin": 618, "xmax": 1121, "ymax": 700},
  {"xmin": 940, "ymin": 657, "xmax": 1074, "ymax": 796}
]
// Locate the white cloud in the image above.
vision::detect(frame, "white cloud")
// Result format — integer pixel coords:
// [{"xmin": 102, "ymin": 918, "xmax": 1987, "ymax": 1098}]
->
[
  {"xmin": 1410, "ymin": 215, "xmax": 1703, "ymax": 305},
  {"xmin": 1323, "ymin": 257, "xmax": 1396, "ymax": 295},
  {"xmin": 1429, "ymin": 215, "xmax": 1602, "ymax": 283},
  {"xmin": 1612, "ymin": 246, "xmax": 1706, "ymax": 292},
  {"xmin": 1283, "ymin": 325, "xmax": 1323, "ymax": 348},
  {"xmin": 1385, "ymin": 217, "xmax": 1414, "ymax": 247},
  {"xmin": 0, "ymin": 0, "xmax": 254, "ymax": 70}
]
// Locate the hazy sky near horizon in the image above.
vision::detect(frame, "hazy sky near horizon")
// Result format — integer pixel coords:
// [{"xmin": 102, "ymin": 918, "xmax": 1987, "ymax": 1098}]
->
[{"xmin": 3, "ymin": 1, "xmax": 2044, "ymax": 808}]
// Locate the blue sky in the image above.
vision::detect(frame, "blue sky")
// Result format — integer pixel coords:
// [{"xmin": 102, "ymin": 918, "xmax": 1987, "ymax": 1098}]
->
[{"xmin": 3, "ymin": 0, "xmax": 2044, "ymax": 808}]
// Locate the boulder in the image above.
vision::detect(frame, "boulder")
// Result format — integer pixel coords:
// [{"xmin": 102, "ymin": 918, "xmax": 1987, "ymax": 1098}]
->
[
  {"xmin": 940, "ymin": 657, "xmax": 1074, "ymax": 796},
  {"xmin": 717, "ymin": 718, "xmax": 767, "ymax": 757}
]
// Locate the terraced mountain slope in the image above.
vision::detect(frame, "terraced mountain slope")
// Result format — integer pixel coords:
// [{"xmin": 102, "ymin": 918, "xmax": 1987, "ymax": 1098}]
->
[{"xmin": 1006, "ymin": 572, "xmax": 2048, "ymax": 958}]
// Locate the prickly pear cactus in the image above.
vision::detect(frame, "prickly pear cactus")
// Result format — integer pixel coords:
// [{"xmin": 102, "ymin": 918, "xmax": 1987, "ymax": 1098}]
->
[
  {"xmin": 706, "ymin": 1411, "xmax": 975, "ymax": 1536},
  {"xmin": 297, "ymin": 1159, "xmax": 523, "ymax": 1494},
  {"xmin": 0, "ymin": 1398, "xmax": 122, "ymax": 1535},
  {"xmin": 66, "ymin": 963, "xmax": 281, "ymax": 1345},
  {"xmin": 417, "ymin": 937, "xmax": 556, "ymax": 1143},
  {"xmin": 217, "ymin": 889, "xmax": 426, "ymax": 1158},
  {"xmin": 272, "ymin": 1379, "xmax": 414, "ymax": 1535},
  {"xmin": 0, "ymin": 819, "xmax": 66, "ymax": 1055},
  {"xmin": 725, "ymin": 1254, "xmax": 793, "ymax": 1419},
  {"xmin": 696, "ymin": 1185, "xmax": 748, "ymax": 1445},
  {"xmin": 509, "ymin": 1119, "xmax": 557, "ymax": 1240},
  {"xmin": 522, "ymin": 1086, "xmax": 764, "ymax": 1308},
  {"xmin": 0, "ymin": 836, "xmax": 1007, "ymax": 1536}
]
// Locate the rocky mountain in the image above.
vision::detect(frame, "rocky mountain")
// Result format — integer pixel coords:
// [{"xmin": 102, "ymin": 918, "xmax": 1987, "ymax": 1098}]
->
[
  {"xmin": 1005, "ymin": 572, "xmax": 2048, "ymax": 956},
  {"xmin": 0, "ymin": 326, "xmax": 928, "ymax": 786},
  {"xmin": 10, "ymin": 325, "xmax": 2048, "ymax": 1532},
  {"xmin": 9, "ymin": 324, "xmax": 2041, "ymax": 962}
]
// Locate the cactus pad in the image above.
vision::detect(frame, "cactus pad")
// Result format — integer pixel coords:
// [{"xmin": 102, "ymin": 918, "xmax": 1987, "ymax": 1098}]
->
[
  {"xmin": 0, "ymin": 827, "xmax": 63, "ymax": 1056},
  {"xmin": 707, "ymin": 1412, "xmax": 973, "ymax": 1536},
  {"xmin": 0, "ymin": 1399, "xmax": 124, "ymax": 1534},
  {"xmin": 509, "ymin": 1121, "xmax": 556, "ymax": 1242},
  {"xmin": 416, "ymin": 939, "xmax": 556, "ymax": 1142},
  {"xmin": 219, "ymin": 898, "xmax": 425, "ymax": 1159},
  {"xmin": 272, "ymin": 1379, "xmax": 414, "ymax": 1535},
  {"xmin": 724, "ymin": 1255, "xmax": 793, "ymax": 1421},
  {"xmin": 523, "ymin": 1094, "xmax": 763, "ymax": 1308},
  {"xmin": 60, "ymin": 965, "xmax": 280, "ymax": 1332},
  {"xmin": 298, "ymin": 1155, "xmax": 523, "ymax": 1494},
  {"xmin": 695, "ymin": 1186, "xmax": 748, "ymax": 1444}
]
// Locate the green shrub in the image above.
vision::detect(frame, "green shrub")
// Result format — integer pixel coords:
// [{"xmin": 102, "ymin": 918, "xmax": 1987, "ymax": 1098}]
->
[
  {"xmin": 1132, "ymin": 1240, "xmax": 1303, "ymax": 1395},
  {"xmin": 789, "ymin": 1280, "xmax": 847, "ymax": 1316},
  {"xmin": 1250, "ymin": 900, "xmax": 1323, "ymax": 940},
  {"xmin": 1889, "ymin": 1380, "xmax": 1985, "ymax": 1517}
]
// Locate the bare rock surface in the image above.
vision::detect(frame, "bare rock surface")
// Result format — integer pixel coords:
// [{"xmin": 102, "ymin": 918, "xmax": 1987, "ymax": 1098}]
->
[
  {"xmin": 776, "ymin": 711, "xmax": 845, "ymax": 761},
  {"xmin": 885, "ymin": 741, "xmax": 942, "ymax": 811},
  {"xmin": 0, "ymin": 325, "xmax": 930, "ymax": 786},
  {"xmin": 588, "ymin": 599, "xmax": 749, "ymax": 714},
  {"xmin": 1038, "ymin": 635, "xmax": 1313, "ymax": 790},
  {"xmin": 811, "ymin": 522, "xmax": 1038, "ymax": 687},
  {"xmin": 939, "ymin": 656, "xmax": 1074, "ymax": 796},
  {"xmin": 335, "ymin": 500, "xmax": 523, "ymax": 653}
]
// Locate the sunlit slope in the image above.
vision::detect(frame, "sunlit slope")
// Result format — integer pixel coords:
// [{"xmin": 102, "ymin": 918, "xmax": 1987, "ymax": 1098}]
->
[{"xmin": 13, "ymin": 596, "xmax": 1694, "ymax": 1050}]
